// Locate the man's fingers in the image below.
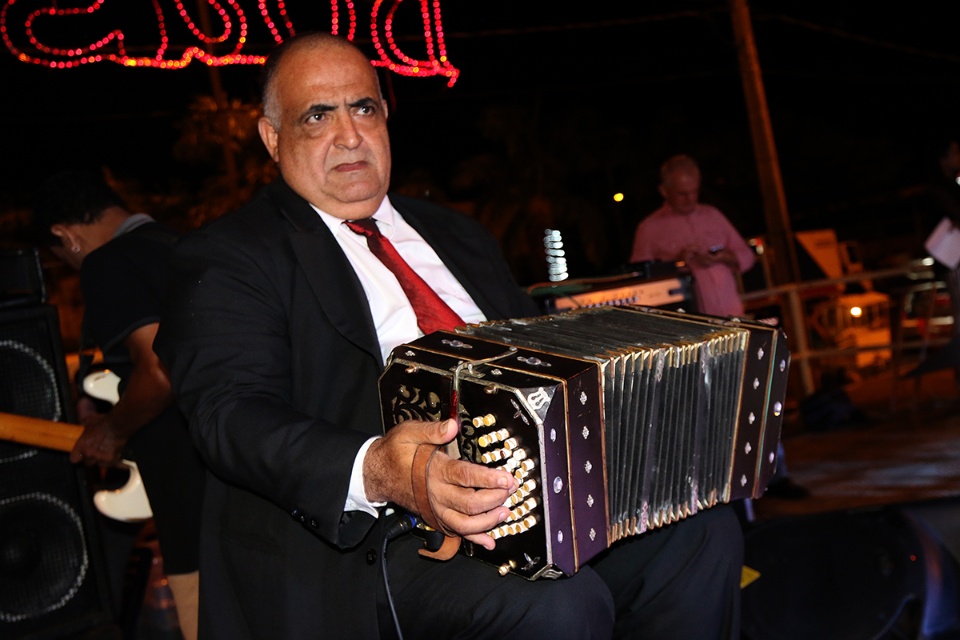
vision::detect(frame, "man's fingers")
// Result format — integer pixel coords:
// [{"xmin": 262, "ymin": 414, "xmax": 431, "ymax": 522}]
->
[
  {"xmin": 425, "ymin": 456, "xmax": 517, "ymax": 540},
  {"xmin": 424, "ymin": 418, "xmax": 458, "ymax": 446},
  {"xmin": 384, "ymin": 418, "xmax": 457, "ymax": 448},
  {"xmin": 464, "ymin": 531, "xmax": 498, "ymax": 551},
  {"xmin": 437, "ymin": 483, "xmax": 513, "ymax": 517},
  {"xmin": 444, "ymin": 511, "xmax": 510, "ymax": 544},
  {"xmin": 435, "ymin": 454, "xmax": 517, "ymax": 493}
]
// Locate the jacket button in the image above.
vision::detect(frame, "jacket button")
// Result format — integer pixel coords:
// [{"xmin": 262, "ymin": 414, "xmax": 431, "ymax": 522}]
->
[
  {"xmin": 309, "ymin": 518, "xmax": 319, "ymax": 529},
  {"xmin": 366, "ymin": 549, "xmax": 378, "ymax": 565}
]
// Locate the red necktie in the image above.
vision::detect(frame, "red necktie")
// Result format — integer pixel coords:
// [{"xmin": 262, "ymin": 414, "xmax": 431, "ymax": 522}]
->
[{"xmin": 345, "ymin": 218, "xmax": 466, "ymax": 335}]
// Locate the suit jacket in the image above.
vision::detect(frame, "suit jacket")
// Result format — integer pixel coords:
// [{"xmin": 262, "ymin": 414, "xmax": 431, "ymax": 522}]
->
[{"xmin": 155, "ymin": 179, "xmax": 540, "ymax": 639}]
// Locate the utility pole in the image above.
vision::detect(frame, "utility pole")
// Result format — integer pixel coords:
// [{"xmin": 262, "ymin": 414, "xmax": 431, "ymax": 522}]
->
[
  {"xmin": 728, "ymin": 0, "xmax": 800, "ymax": 286},
  {"xmin": 729, "ymin": 0, "xmax": 814, "ymax": 396}
]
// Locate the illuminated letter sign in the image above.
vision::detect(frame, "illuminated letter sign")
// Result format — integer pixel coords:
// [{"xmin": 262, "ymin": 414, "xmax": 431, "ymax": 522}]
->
[{"xmin": 1, "ymin": 0, "xmax": 459, "ymax": 85}]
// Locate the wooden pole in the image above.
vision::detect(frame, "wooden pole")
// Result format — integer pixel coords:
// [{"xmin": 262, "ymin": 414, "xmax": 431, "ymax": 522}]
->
[
  {"xmin": 728, "ymin": 0, "xmax": 800, "ymax": 286},
  {"xmin": 729, "ymin": 0, "xmax": 814, "ymax": 395}
]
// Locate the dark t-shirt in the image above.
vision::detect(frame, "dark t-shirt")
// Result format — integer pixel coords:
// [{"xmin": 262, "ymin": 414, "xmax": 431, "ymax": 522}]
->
[
  {"xmin": 81, "ymin": 220, "xmax": 176, "ymax": 384},
  {"xmin": 79, "ymin": 218, "xmax": 203, "ymax": 574}
]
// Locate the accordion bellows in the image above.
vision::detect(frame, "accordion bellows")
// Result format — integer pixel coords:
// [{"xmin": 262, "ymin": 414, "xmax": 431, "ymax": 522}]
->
[{"xmin": 379, "ymin": 305, "xmax": 790, "ymax": 580}]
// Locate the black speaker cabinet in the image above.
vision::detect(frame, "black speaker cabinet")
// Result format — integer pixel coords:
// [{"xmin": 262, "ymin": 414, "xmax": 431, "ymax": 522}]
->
[
  {"xmin": 0, "ymin": 249, "xmax": 46, "ymax": 309},
  {"xmin": 0, "ymin": 304, "xmax": 118, "ymax": 639},
  {"xmin": 742, "ymin": 504, "xmax": 960, "ymax": 640}
]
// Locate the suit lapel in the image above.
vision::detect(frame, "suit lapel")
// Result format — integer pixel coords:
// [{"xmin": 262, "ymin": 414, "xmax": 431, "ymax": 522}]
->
[
  {"xmin": 263, "ymin": 184, "xmax": 514, "ymax": 362},
  {"xmin": 266, "ymin": 182, "xmax": 382, "ymax": 363},
  {"xmin": 395, "ymin": 199, "xmax": 502, "ymax": 319}
]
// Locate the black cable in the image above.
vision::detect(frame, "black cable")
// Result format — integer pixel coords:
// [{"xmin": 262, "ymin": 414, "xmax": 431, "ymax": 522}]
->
[{"xmin": 381, "ymin": 511, "xmax": 417, "ymax": 640}]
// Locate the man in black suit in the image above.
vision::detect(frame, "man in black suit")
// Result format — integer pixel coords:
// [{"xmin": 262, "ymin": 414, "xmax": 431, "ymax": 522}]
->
[{"xmin": 154, "ymin": 32, "xmax": 744, "ymax": 639}]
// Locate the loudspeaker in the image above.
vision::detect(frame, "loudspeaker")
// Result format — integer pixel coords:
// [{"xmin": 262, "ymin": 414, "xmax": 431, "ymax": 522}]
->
[
  {"xmin": 0, "ymin": 249, "xmax": 46, "ymax": 309},
  {"xmin": 0, "ymin": 304, "xmax": 119, "ymax": 639},
  {"xmin": 742, "ymin": 504, "xmax": 960, "ymax": 640}
]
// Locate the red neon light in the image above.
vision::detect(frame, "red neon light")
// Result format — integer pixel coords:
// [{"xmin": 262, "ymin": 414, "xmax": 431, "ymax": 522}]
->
[
  {"xmin": 369, "ymin": 0, "xmax": 457, "ymax": 85},
  {"xmin": 1, "ymin": 0, "xmax": 459, "ymax": 85}
]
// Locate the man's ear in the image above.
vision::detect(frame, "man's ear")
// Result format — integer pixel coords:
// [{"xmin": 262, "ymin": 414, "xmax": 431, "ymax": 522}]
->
[
  {"xmin": 49, "ymin": 224, "xmax": 76, "ymax": 250},
  {"xmin": 258, "ymin": 117, "xmax": 280, "ymax": 162}
]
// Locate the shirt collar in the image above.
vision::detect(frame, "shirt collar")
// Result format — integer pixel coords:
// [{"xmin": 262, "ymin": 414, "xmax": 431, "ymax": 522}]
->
[
  {"xmin": 112, "ymin": 212, "xmax": 155, "ymax": 239},
  {"xmin": 311, "ymin": 197, "xmax": 396, "ymax": 238}
]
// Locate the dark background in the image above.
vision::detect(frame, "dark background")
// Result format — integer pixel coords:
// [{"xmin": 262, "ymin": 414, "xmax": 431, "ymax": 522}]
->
[{"xmin": 2, "ymin": 0, "xmax": 959, "ymax": 283}]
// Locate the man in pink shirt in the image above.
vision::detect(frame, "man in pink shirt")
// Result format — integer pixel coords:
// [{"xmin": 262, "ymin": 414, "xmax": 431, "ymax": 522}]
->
[
  {"xmin": 630, "ymin": 154, "xmax": 755, "ymax": 317},
  {"xmin": 631, "ymin": 154, "xmax": 809, "ymax": 500}
]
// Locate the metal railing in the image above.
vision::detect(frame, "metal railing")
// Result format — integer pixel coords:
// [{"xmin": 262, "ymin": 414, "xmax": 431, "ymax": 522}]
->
[{"xmin": 740, "ymin": 262, "xmax": 948, "ymax": 397}]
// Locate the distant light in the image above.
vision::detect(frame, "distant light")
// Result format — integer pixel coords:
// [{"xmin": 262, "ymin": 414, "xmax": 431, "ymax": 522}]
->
[
  {"xmin": 849, "ymin": 306, "xmax": 863, "ymax": 318},
  {"xmin": 613, "ymin": 193, "xmax": 624, "ymax": 202}
]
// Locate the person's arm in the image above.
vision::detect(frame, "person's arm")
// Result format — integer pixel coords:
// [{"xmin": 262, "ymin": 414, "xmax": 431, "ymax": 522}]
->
[
  {"xmin": 698, "ymin": 211, "xmax": 755, "ymax": 274},
  {"xmin": 71, "ymin": 322, "xmax": 171, "ymax": 467},
  {"xmin": 629, "ymin": 219, "xmax": 655, "ymax": 263},
  {"xmin": 724, "ymin": 230, "xmax": 756, "ymax": 274},
  {"xmin": 701, "ymin": 245, "xmax": 743, "ymax": 271}
]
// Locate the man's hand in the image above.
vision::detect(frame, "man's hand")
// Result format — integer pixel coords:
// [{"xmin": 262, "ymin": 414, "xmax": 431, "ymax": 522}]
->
[
  {"xmin": 704, "ymin": 246, "xmax": 740, "ymax": 270},
  {"xmin": 683, "ymin": 246, "xmax": 738, "ymax": 271},
  {"xmin": 70, "ymin": 414, "xmax": 127, "ymax": 467},
  {"xmin": 364, "ymin": 418, "xmax": 519, "ymax": 550}
]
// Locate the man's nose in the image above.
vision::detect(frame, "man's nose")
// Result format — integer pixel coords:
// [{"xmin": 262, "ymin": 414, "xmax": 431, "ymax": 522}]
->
[{"xmin": 334, "ymin": 116, "xmax": 362, "ymax": 148}]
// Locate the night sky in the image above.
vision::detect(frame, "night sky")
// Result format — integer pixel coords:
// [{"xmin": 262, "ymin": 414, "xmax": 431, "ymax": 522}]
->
[{"xmin": 3, "ymin": 1, "xmax": 959, "ymax": 273}]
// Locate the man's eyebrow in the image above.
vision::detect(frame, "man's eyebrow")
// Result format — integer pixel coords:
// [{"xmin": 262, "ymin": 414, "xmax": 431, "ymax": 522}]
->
[
  {"xmin": 350, "ymin": 97, "xmax": 378, "ymax": 109},
  {"xmin": 302, "ymin": 103, "xmax": 336, "ymax": 119}
]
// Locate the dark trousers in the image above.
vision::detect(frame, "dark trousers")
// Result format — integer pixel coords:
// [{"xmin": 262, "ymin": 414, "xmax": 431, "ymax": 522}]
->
[
  {"xmin": 385, "ymin": 532, "xmax": 615, "ymax": 639},
  {"xmin": 591, "ymin": 504, "xmax": 744, "ymax": 640},
  {"xmin": 384, "ymin": 504, "xmax": 743, "ymax": 639}
]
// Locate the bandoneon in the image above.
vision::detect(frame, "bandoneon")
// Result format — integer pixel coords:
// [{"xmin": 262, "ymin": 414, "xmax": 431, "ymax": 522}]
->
[{"xmin": 379, "ymin": 305, "xmax": 790, "ymax": 580}]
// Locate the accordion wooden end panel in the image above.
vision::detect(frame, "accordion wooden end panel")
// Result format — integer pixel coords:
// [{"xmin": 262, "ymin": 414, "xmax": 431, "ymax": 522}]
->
[{"xmin": 378, "ymin": 305, "xmax": 791, "ymax": 580}]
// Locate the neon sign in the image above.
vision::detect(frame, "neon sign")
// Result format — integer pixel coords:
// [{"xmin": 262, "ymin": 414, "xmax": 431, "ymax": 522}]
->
[{"xmin": 0, "ymin": 0, "xmax": 459, "ymax": 85}]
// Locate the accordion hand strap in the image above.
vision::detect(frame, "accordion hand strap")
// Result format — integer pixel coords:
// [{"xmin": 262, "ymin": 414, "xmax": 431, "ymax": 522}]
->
[{"xmin": 411, "ymin": 443, "xmax": 461, "ymax": 560}]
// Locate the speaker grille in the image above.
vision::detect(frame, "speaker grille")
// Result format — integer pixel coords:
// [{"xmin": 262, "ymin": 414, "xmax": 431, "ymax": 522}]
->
[
  {"xmin": 0, "ymin": 304, "xmax": 116, "ymax": 639},
  {"xmin": 0, "ymin": 305, "xmax": 70, "ymax": 422},
  {"xmin": 0, "ymin": 491, "xmax": 89, "ymax": 622}
]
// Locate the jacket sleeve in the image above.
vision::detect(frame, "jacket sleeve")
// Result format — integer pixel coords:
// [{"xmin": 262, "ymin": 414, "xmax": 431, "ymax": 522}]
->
[{"xmin": 154, "ymin": 222, "xmax": 376, "ymax": 549}]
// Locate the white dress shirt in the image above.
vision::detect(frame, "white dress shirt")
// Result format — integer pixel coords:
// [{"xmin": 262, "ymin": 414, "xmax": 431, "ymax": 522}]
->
[{"xmin": 312, "ymin": 197, "xmax": 486, "ymax": 516}]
